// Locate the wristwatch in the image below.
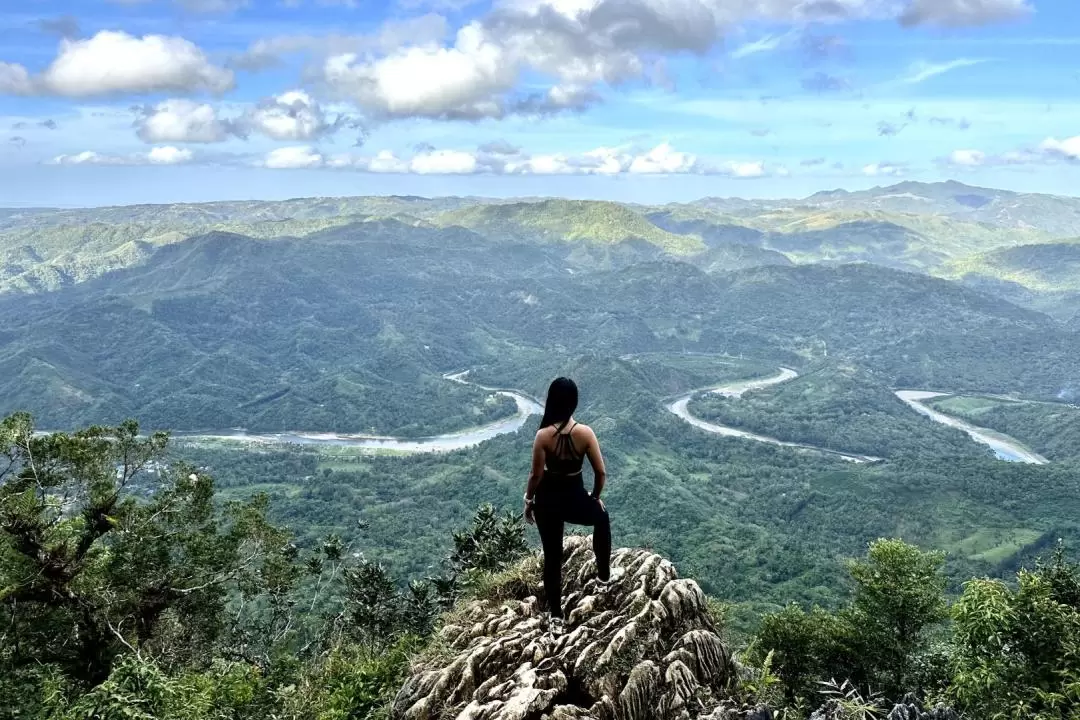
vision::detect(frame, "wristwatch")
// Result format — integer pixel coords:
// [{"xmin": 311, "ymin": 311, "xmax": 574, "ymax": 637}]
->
[{"xmin": 524, "ymin": 494, "xmax": 535, "ymax": 505}]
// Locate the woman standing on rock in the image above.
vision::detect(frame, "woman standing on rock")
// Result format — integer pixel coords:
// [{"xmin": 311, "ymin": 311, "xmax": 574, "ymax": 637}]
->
[{"xmin": 524, "ymin": 377, "xmax": 622, "ymax": 631}]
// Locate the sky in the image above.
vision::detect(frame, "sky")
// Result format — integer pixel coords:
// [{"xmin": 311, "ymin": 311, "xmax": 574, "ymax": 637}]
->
[{"xmin": 1, "ymin": 0, "xmax": 1078, "ymax": 206}]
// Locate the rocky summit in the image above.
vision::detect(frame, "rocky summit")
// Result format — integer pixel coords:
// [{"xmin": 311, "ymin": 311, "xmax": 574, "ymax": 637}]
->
[{"xmin": 391, "ymin": 535, "xmax": 750, "ymax": 720}]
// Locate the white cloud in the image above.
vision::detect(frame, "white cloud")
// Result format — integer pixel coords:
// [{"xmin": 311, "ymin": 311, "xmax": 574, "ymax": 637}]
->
[
  {"xmin": 948, "ymin": 149, "xmax": 986, "ymax": 166},
  {"xmin": 264, "ymin": 145, "xmax": 325, "ymax": 169},
  {"xmin": 898, "ymin": 58, "xmax": 987, "ymax": 85},
  {"xmin": 409, "ymin": 149, "xmax": 479, "ymax": 174},
  {"xmin": 1, "ymin": 31, "xmax": 233, "ymax": 98},
  {"xmin": 863, "ymin": 162, "xmax": 905, "ymax": 176},
  {"xmin": 0, "ymin": 63, "xmax": 33, "ymax": 95},
  {"xmin": 244, "ymin": 91, "xmax": 337, "ymax": 141},
  {"xmin": 136, "ymin": 99, "xmax": 232, "ymax": 143},
  {"xmin": 300, "ymin": 0, "xmax": 1033, "ymax": 120},
  {"xmin": 628, "ymin": 142, "xmax": 698, "ymax": 174},
  {"xmin": 1041, "ymin": 136, "xmax": 1080, "ymax": 160},
  {"xmin": 900, "ymin": 0, "xmax": 1033, "ymax": 27},
  {"xmin": 267, "ymin": 141, "xmax": 772, "ymax": 178},
  {"xmin": 50, "ymin": 146, "xmax": 195, "ymax": 165},
  {"xmin": 717, "ymin": 160, "xmax": 767, "ymax": 178},
  {"xmin": 147, "ymin": 146, "xmax": 194, "ymax": 164},
  {"xmin": 323, "ymin": 23, "xmax": 515, "ymax": 119}
]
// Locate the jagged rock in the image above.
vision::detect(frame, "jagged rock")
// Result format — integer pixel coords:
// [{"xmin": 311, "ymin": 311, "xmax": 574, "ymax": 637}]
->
[{"xmin": 392, "ymin": 537, "xmax": 735, "ymax": 720}]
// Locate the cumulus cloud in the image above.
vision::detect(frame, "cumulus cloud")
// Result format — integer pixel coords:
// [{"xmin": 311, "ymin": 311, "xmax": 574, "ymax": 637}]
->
[
  {"xmin": 716, "ymin": 160, "xmax": 766, "ymax": 178},
  {"xmin": 242, "ymin": 90, "xmax": 353, "ymax": 141},
  {"xmin": 900, "ymin": 0, "xmax": 1033, "ymax": 27},
  {"xmin": 0, "ymin": 31, "xmax": 233, "ymax": 98},
  {"xmin": 628, "ymin": 143, "xmax": 698, "ymax": 174},
  {"xmin": 262, "ymin": 141, "xmax": 774, "ymax": 178},
  {"xmin": 1040, "ymin": 136, "xmax": 1080, "ymax": 161},
  {"xmin": 133, "ymin": 93, "xmax": 357, "ymax": 144},
  {"xmin": 863, "ymin": 162, "xmax": 905, "ymax": 176},
  {"xmin": 0, "ymin": 63, "xmax": 33, "ymax": 95},
  {"xmin": 136, "ymin": 99, "xmax": 234, "ymax": 143},
  {"xmin": 229, "ymin": 0, "xmax": 1031, "ymax": 122},
  {"xmin": 51, "ymin": 146, "xmax": 194, "ymax": 165},
  {"xmin": 264, "ymin": 145, "xmax": 325, "ymax": 169},
  {"xmin": 948, "ymin": 149, "xmax": 986, "ymax": 166}
]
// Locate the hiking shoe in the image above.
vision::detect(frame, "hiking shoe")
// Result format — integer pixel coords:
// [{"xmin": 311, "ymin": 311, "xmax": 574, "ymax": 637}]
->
[{"xmin": 547, "ymin": 616, "xmax": 566, "ymax": 637}]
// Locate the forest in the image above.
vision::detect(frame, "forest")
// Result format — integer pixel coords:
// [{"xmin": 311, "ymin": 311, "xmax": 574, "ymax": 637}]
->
[{"xmin": 4, "ymin": 416, "xmax": 1080, "ymax": 720}]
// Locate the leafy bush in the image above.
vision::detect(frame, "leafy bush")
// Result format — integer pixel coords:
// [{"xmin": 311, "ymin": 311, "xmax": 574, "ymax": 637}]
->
[{"xmin": 949, "ymin": 544, "xmax": 1080, "ymax": 719}]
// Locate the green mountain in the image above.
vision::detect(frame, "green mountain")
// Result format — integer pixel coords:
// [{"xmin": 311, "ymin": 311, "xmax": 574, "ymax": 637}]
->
[
  {"xmin": 691, "ymin": 180, "xmax": 1080, "ymax": 237},
  {"xmin": 943, "ymin": 240, "xmax": 1080, "ymax": 321},
  {"xmin": 434, "ymin": 198, "xmax": 706, "ymax": 254}
]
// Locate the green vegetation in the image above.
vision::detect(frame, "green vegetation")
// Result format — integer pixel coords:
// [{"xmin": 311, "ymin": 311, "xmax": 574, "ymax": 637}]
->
[
  {"xmin": 751, "ymin": 540, "xmax": 1080, "ymax": 720},
  {"xmin": 0, "ymin": 415, "xmax": 529, "ymax": 719},
  {"xmin": 929, "ymin": 394, "xmax": 1080, "ymax": 462},
  {"xmin": 688, "ymin": 364, "xmax": 988, "ymax": 460},
  {"xmin": 434, "ymin": 198, "xmax": 706, "ymax": 254}
]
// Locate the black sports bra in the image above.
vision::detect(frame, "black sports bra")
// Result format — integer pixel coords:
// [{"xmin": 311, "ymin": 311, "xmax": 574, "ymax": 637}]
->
[{"xmin": 546, "ymin": 422, "xmax": 585, "ymax": 476}]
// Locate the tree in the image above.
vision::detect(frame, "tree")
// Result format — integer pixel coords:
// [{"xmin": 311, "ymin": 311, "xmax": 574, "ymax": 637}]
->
[
  {"xmin": 846, "ymin": 538, "xmax": 948, "ymax": 696},
  {"xmin": 753, "ymin": 539, "xmax": 948, "ymax": 705},
  {"xmin": 0, "ymin": 412, "xmax": 295, "ymax": 697},
  {"xmin": 949, "ymin": 543, "xmax": 1080, "ymax": 719}
]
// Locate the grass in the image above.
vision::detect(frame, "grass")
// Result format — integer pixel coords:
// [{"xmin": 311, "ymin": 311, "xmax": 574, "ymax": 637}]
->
[
  {"xmin": 951, "ymin": 528, "xmax": 1044, "ymax": 564},
  {"xmin": 930, "ymin": 396, "xmax": 1012, "ymax": 416}
]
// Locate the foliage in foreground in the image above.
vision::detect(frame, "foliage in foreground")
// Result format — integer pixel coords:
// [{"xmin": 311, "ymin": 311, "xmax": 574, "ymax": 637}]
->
[
  {"xmin": 0, "ymin": 413, "xmax": 530, "ymax": 719},
  {"xmin": 751, "ymin": 539, "xmax": 1080, "ymax": 720}
]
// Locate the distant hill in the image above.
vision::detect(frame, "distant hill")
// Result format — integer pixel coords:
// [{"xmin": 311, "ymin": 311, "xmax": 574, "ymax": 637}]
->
[
  {"xmin": 784, "ymin": 181, "xmax": 1080, "ymax": 237},
  {"xmin": 942, "ymin": 240, "xmax": 1080, "ymax": 321},
  {"xmin": 689, "ymin": 181, "xmax": 1080, "ymax": 236},
  {"xmin": 434, "ymin": 198, "xmax": 706, "ymax": 254},
  {"xmin": 3, "ymin": 221, "xmax": 1074, "ymax": 433}
]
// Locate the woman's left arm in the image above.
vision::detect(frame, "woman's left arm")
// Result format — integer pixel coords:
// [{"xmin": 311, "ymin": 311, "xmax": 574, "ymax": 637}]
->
[{"xmin": 524, "ymin": 431, "xmax": 546, "ymax": 523}]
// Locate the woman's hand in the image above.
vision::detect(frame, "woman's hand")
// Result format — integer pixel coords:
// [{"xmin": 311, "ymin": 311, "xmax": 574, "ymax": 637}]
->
[{"xmin": 524, "ymin": 500, "xmax": 536, "ymax": 525}]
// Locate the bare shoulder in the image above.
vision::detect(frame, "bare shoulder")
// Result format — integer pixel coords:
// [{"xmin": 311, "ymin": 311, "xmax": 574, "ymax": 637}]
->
[{"xmin": 572, "ymin": 423, "xmax": 597, "ymax": 444}]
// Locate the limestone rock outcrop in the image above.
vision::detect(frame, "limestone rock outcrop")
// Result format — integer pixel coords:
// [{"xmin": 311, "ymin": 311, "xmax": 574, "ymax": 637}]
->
[{"xmin": 392, "ymin": 536, "xmax": 737, "ymax": 720}]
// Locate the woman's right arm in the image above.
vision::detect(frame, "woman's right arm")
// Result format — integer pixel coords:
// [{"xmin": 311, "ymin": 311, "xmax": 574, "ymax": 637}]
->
[{"xmin": 584, "ymin": 428, "xmax": 607, "ymax": 501}]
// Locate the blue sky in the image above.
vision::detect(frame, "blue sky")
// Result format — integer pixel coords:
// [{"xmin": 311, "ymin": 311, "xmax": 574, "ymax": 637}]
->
[{"xmin": 1, "ymin": 0, "xmax": 1078, "ymax": 206}]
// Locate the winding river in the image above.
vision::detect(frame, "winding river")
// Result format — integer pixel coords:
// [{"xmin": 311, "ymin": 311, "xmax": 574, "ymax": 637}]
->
[
  {"xmin": 665, "ymin": 369, "xmax": 883, "ymax": 464},
  {"xmin": 174, "ymin": 366, "xmax": 1049, "ymax": 465},
  {"xmin": 665, "ymin": 369, "xmax": 1049, "ymax": 465},
  {"xmin": 894, "ymin": 391, "xmax": 1049, "ymax": 465},
  {"xmin": 174, "ymin": 371, "xmax": 542, "ymax": 453}
]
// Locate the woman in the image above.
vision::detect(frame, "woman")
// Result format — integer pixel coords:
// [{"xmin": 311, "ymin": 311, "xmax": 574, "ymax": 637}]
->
[{"xmin": 524, "ymin": 377, "xmax": 621, "ymax": 630}]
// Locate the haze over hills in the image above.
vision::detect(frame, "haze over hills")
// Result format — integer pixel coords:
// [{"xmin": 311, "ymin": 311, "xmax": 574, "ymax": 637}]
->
[
  {"xmin": 3, "ymin": 178, "xmax": 1080, "ymax": 623},
  {"xmin": 4, "ymin": 181, "xmax": 1080, "ymax": 720}
]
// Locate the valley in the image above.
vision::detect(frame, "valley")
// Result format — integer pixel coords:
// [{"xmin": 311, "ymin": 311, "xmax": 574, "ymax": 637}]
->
[{"xmin": 2, "ymin": 180, "xmax": 1079, "ymax": 624}]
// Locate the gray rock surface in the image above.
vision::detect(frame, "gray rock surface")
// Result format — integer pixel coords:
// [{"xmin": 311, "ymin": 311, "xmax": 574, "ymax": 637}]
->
[{"xmin": 392, "ymin": 536, "xmax": 737, "ymax": 720}]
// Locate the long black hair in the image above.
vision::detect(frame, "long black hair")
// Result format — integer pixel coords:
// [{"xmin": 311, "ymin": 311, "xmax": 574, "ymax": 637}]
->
[{"xmin": 539, "ymin": 377, "xmax": 578, "ymax": 429}]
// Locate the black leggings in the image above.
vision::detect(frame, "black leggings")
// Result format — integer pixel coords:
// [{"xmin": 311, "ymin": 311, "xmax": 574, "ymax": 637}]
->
[{"xmin": 534, "ymin": 479, "xmax": 611, "ymax": 619}]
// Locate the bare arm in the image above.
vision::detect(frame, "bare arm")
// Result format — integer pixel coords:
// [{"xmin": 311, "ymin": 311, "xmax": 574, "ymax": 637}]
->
[
  {"xmin": 526, "ymin": 431, "xmax": 546, "ymax": 500},
  {"xmin": 584, "ymin": 428, "xmax": 607, "ymax": 499}
]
